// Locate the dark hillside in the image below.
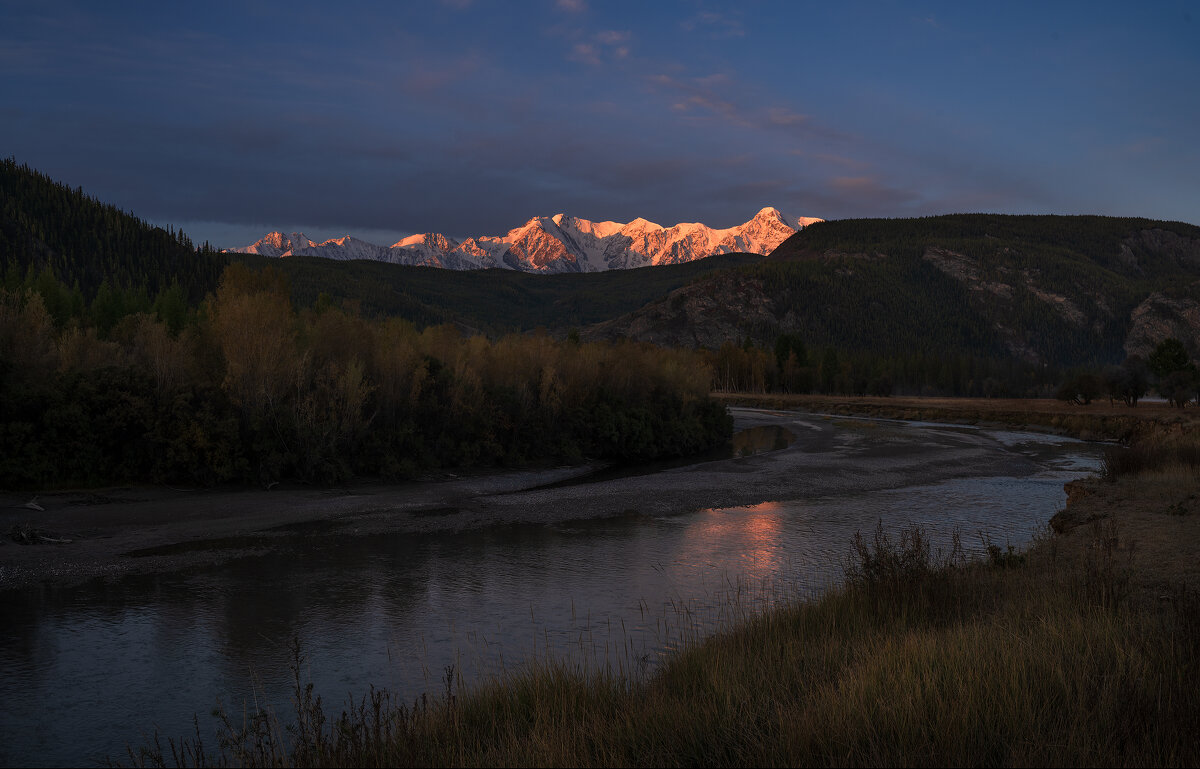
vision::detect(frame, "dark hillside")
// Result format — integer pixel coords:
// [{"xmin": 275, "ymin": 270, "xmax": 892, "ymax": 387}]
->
[
  {"xmin": 232, "ymin": 250, "xmax": 765, "ymax": 335},
  {"xmin": 0, "ymin": 158, "xmax": 226, "ymax": 302},
  {"xmin": 770, "ymin": 214, "xmax": 1200, "ymax": 280},
  {"xmin": 589, "ymin": 214, "xmax": 1200, "ymax": 369}
]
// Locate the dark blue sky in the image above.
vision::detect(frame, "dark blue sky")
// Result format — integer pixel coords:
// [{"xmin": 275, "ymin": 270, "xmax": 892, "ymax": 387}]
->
[{"xmin": 3, "ymin": 0, "xmax": 1198, "ymax": 248}]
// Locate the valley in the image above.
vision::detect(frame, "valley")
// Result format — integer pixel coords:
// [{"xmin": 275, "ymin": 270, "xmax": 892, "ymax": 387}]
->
[{"xmin": 3, "ymin": 159, "xmax": 1200, "ymax": 768}]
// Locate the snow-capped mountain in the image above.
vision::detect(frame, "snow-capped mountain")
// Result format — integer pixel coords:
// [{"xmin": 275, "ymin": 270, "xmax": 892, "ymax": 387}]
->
[
  {"xmin": 232, "ymin": 232, "xmax": 392, "ymax": 261},
  {"xmin": 226, "ymin": 207, "xmax": 822, "ymax": 273}
]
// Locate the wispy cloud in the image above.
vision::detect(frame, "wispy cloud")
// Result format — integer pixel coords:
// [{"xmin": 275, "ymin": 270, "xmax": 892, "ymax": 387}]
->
[
  {"xmin": 556, "ymin": 0, "xmax": 587, "ymax": 13},
  {"xmin": 681, "ymin": 10, "xmax": 745, "ymax": 38},
  {"xmin": 767, "ymin": 108, "xmax": 809, "ymax": 127},
  {"xmin": 830, "ymin": 176, "xmax": 921, "ymax": 207},
  {"xmin": 1119, "ymin": 136, "xmax": 1165, "ymax": 156},
  {"xmin": 568, "ymin": 29, "xmax": 632, "ymax": 66},
  {"xmin": 648, "ymin": 72, "xmax": 747, "ymax": 124},
  {"xmin": 569, "ymin": 43, "xmax": 602, "ymax": 66},
  {"xmin": 646, "ymin": 73, "xmax": 848, "ymax": 144},
  {"xmin": 812, "ymin": 152, "xmax": 871, "ymax": 172},
  {"xmin": 400, "ymin": 53, "xmax": 484, "ymax": 95}
]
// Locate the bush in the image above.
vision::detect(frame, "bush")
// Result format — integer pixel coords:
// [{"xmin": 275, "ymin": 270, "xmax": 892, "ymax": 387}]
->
[{"xmin": 844, "ymin": 520, "xmax": 965, "ymax": 592}]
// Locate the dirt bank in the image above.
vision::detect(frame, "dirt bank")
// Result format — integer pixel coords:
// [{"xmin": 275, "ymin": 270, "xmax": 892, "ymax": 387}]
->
[
  {"xmin": 0, "ymin": 407, "xmax": 1068, "ymax": 592},
  {"xmin": 1046, "ymin": 473, "xmax": 1200, "ymax": 600}
]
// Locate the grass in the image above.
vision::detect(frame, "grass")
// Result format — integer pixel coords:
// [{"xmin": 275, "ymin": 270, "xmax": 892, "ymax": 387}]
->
[
  {"xmin": 122, "ymin": 397, "xmax": 1200, "ymax": 768},
  {"xmin": 1102, "ymin": 442, "xmax": 1200, "ymax": 482}
]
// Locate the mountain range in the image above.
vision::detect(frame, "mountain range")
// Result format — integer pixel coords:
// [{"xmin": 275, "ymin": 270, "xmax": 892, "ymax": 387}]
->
[
  {"xmin": 226, "ymin": 207, "xmax": 822, "ymax": 273},
  {"xmin": 6, "ymin": 157, "xmax": 1199, "ymax": 376}
]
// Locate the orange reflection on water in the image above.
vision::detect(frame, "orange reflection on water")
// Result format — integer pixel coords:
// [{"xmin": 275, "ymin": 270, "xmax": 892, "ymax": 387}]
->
[{"xmin": 685, "ymin": 500, "xmax": 786, "ymax": 576}]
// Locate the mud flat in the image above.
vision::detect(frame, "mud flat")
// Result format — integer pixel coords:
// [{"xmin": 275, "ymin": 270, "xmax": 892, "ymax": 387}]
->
[{"xmin": 0, "ymin": 407, "xmax": 1058, "ymax": 592}]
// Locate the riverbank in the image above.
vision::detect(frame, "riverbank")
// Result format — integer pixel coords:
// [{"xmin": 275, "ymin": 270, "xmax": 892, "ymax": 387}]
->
[
  {"xmin": 2, "ymin": 405, "xmax": 1072, "ymax": 593},
  {"xmin": 714, "ymin": 394, "xmax": 1200, "ymax": 598},
  {"xmin": 126, "ymin": 418, "xmax": 1200, "ymax": 767},
  {"xmin": 13, "ymin": 396, "xmax": 1195, "ymax": 766}
]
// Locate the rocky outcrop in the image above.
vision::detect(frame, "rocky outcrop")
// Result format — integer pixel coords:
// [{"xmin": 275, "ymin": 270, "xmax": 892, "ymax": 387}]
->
[
  {"xmin": 583, "ymin": 272, "xmax": 775, "ymax": 348},
  {"xmin": 1119, "ymin": 229, "xmax": 1200, "ymax": 275},
  {"xmin": 1124, "ymin": 283, "xmax": 1200, "ymax": 359}
]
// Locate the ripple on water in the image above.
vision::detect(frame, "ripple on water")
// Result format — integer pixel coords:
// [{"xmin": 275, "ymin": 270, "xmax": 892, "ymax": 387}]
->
[{"xmin": 0, "ymin": 429, "xmax": 1102, "ymax": 767}]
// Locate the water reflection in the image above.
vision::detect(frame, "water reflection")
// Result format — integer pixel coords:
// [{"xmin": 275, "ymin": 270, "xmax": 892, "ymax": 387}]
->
[
  {"xmin": 685, "ymin": 502, "xmax": 787, "ymax": 575},
  {"xmin": 0, "ymin": 429, "xmax": 1101, "ymax": 767}
]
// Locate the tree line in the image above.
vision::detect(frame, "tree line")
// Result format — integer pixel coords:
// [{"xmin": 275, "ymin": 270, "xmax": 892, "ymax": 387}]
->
[
  {"xmin": 0, "ymin": 264, "xmax": 730, "ymax": 490},
  {"xmin": 1056, "ymin": 338, "xmax": 1200, "ymax": 407},
  {"xmin": 706, "ymin": 333, "xmax": 1061, "ymax": 398}
]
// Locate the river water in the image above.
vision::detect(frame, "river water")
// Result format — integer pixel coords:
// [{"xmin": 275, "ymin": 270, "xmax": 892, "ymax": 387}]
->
[{"xmin": 0, "ymin": 413, "xmax": 1102, "ymax": 767}]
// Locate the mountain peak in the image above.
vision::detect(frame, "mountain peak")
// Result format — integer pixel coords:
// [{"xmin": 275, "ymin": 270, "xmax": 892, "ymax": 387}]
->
[
  {"xmin": 624, "ymin": 216, "xmax": 663, "ymax": 231},
  {"xmin": 227, "ymin": 207, "xmax": 820, "ymax": 272},
  {"xmin": 751, "ymin": 207, "xmax": 798, "ymax": 229}
]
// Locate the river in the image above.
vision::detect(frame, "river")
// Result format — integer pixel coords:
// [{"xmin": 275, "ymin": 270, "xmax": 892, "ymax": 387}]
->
[{"xmin": 0, "ymin": 409, "xmax": 1102, "ymax": 766}]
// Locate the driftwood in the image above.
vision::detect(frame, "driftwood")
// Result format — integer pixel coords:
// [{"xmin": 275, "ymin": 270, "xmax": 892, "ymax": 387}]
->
[{"xmin": 8, "ymin": 523, "xmax": 72, "ymax": 545}]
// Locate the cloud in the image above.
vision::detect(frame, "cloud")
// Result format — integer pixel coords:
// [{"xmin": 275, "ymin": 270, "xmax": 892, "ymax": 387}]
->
[
  {"xmin": 400, "ymin": 53, "xmax": 484, "ymax": 95},
  {"xmin": 1119, "ymin": 136, "xmax": 1165, "ymax": 156},
  {"xmin": 569, "ymin": 42, "xmax": 602, "ymax": 66},
  {"xmin": 595, "ymin": 29, "xmax": 629, "ymax": 45},
  {"xmin": 810, "ymin": 152, "xmax": 871, "ymax": 172},
  {"xmin": 680, "ymin": 11, "xmax": 745, "ymax": 38},
  {"xmin": 646, "ymin": 74, "xmax": 848, "ymax": 144},
  {"xmin": 647, "ymin": 73, "xmax": 746, "ymax": 124},
  {"xmin": 829, "ymin": 176, "xmax": 921, "ymax": 207},
  {"xmin": 556, "ymin": 0, "xmax": 587, "ymax": 12},
  {"xmin": 767, "ymin": 108, "xmax": 810, "ymax": 127},
  {"xmin": 567, "ymin": 29, "xmax": 632, "ymax": 66}
]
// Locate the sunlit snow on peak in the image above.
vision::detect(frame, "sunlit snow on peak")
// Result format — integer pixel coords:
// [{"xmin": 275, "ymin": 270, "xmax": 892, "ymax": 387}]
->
[{"xmin": 226, "ymin": 208, "xmax": 821, "ymax": 273}]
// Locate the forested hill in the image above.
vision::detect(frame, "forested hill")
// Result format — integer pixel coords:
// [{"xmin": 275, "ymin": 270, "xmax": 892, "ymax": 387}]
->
[
  {"xmin": 0, "ymin": 158, "xmax": 227, "ymax": 303},
  {"xmin": 770, "ymin": 214, "xmax": 1200, "ymax": 281},
  {"xmin": 586, "ymin": 214, "xmax": 1200, "ymax": 369},
  {"xmin": 232, "ymin": 250, "xmax": 764, "ymax": 335}
]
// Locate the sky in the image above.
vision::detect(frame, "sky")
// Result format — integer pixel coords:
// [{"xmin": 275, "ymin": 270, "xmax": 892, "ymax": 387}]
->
[{"xmin": 3, "ymin": 0, "xmax": 1198, "ymax": 249}]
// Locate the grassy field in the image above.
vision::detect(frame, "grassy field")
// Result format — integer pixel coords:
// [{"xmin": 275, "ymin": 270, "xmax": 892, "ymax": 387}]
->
[{"xmin": 127, "ymin": 397, "xmax": 1200, "ymax": 768}]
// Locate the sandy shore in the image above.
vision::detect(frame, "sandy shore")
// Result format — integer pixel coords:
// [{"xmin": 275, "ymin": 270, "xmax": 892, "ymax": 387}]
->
[{"xmin": 0, "ymin": 407, "xmax": 1059, "ymax": 592}]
